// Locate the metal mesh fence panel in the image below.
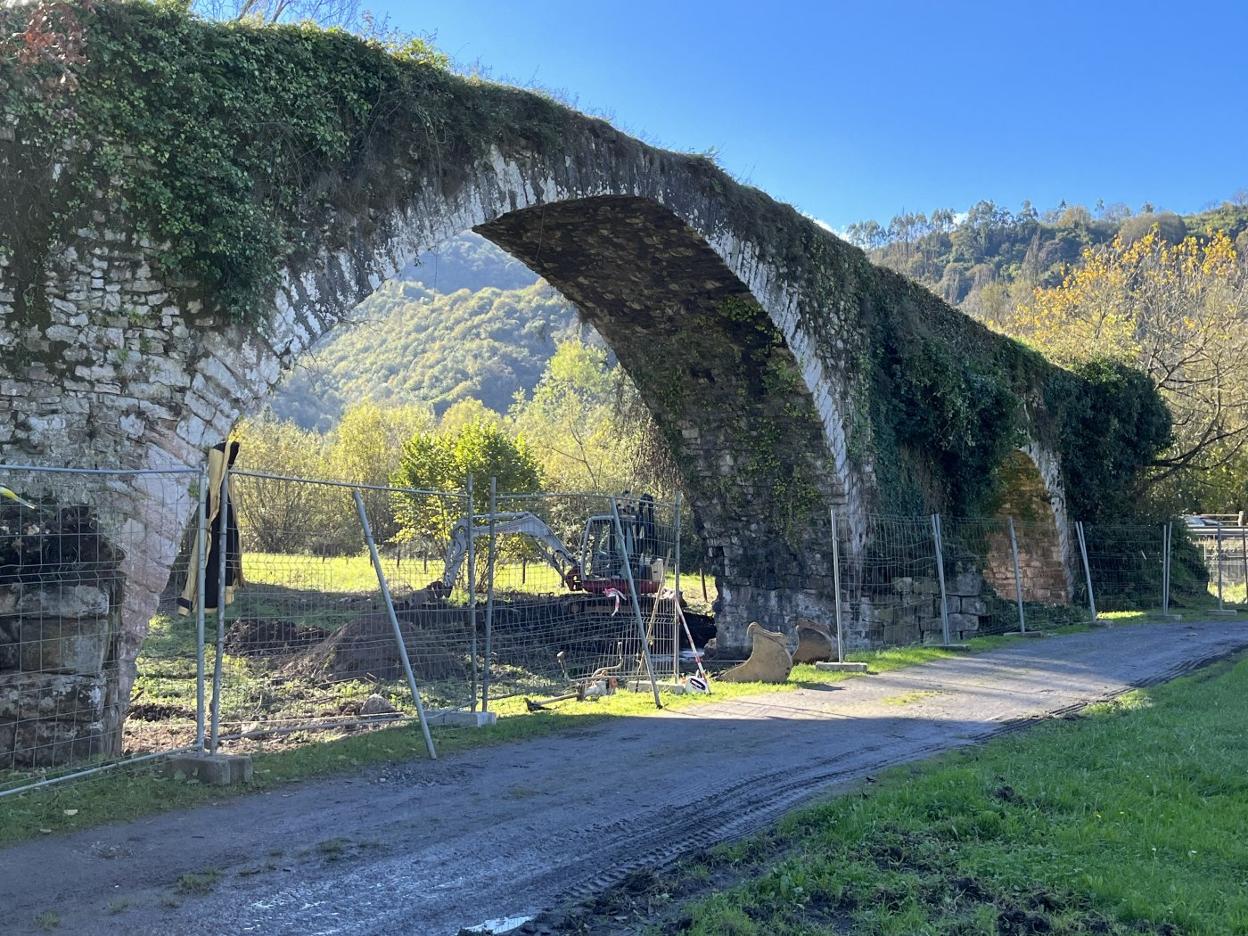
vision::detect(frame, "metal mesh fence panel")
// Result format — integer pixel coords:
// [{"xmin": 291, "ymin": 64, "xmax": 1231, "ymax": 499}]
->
[
  {"xmin": 835, "ymin": 514, "xmax": 943, "ymax": 648},
  {"xmin": 937, "ymin": 515, "xmax": 1084, "ymax": 635},
  {"xmin": 935, "ymin": 517, "xmax": 1019, "ymax": 637},
  {"xmin": 1185, "ymin": 522, "xmax": 1247, "ymax": 609},
  {"xmin": 214, "ymin": 471, "xmax": 471, "ymax": 752},
  {"xmin": 835, "ymin": 509, "xmax": 1090, "ymax": 650},
  {"xmin": 1006, "ymin": 516, "xmax": 1082, "ymax": 629},
  {"xmin": 0, "ymin": 465, "xmax": 202, "ymax": 795},
  {"xmin": 1077, "ymin": 522, "xmax": 1167, "ymax": 613},
  {"xmin": 482, "ymin": 492, "xmax": 675, "ymax": 706}
]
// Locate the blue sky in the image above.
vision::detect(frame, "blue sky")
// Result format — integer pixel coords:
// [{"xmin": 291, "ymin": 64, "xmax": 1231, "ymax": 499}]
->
[{"xmin": 371, "ymin": 0, "xmax": 1248, "ymax": 230}]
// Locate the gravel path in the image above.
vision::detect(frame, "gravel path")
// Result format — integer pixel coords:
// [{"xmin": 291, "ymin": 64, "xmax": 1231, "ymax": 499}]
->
[{"xmin": 2, "ymin": 618, "xmax": 1244, "ymax": 936}]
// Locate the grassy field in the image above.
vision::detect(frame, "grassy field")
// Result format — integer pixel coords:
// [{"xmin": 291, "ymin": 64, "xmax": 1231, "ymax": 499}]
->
[{"xmin": 591, "ymin": 652, "xmax": 1248, "ymax": 936}]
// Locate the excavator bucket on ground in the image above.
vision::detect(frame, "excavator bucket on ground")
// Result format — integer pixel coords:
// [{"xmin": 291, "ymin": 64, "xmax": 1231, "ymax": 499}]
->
[
  {"xmin": 717, "ymin": 622, "xmax": 793, "ymax": 683},
  {"xmin": 792, "ymin": 617, "xmax": 836, "ymax": 663}
]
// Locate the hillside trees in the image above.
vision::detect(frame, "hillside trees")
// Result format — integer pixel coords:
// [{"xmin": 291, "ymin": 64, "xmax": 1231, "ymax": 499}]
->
[
  {"xmin": 509, "ymin": 338, "xmax": 675, "ymax": 496},
  {"xmin": 234, "ymin": 400, "xmax": 432, "ymax": 550},
  {"xmin": 272, "ymin": 280, "xmax": 581, "ymax": 429},
  {"xmin": 327, "ymin": 401, "xmax": 433, "ymax": 543}
]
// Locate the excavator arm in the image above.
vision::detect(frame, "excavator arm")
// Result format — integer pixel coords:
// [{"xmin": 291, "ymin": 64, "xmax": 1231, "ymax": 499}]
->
[{"xmin": 442, "ymin": 512, "xmax": 580, "ymax": 591}]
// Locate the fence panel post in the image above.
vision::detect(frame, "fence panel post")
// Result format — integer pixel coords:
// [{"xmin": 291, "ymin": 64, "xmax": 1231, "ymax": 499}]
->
[
  {"xmin": 1075, "ymin": 521, "xmax": 1097, "ymax": 622},
  {"xmin": 465, "ymin": 476, "xmax": 478, "ymax": 712},
  {"xmin": 1007, "ymin": 516, "xmax": 1026, "ymax": 633},
  {"xmin": 612, "ymin": 497, "xmax": 662, "ymax": 708},
  {"xmin": 483, "ymin": 477, "xmax": 497, "ymax": 712},
  {"xmin": 1162, "ymin": 522, "xmax": 1171, "ymax": 616},
  {"xmin": 353, "ymin": 489, "xmax": 437, "ymax": 760},
  {"xmin": 673, "ymin": 492, "xmax": 682, "ymax": 682},
  {"xmin": 830, "ymin": 508, "xmax": 845, "ymax": 663},
  {"xmin": 194, "ymin": 467, "xmax": 209, "ymax": 751},
  {"xmin": 1216, "ymin": 524, "xmax": 1225, "ymax": 610},
  {"xmin": 209, "ymin": 464, "xmax": 229, "ymax": 754},
  {"xmin": 931, "ymin": 513, "xmax": 951, "ymax": 645},
  {"xmin": 1241, "ymin": 524, "xmax": 1248, "ymax": 608}
]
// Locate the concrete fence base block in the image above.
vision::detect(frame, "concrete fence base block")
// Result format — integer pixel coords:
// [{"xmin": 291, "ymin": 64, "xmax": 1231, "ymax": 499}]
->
[
  {"xmin": 1159, "ymin": 613, "xmax": 1183, "ymax": 622},
  {"xmin": 1209, "ymin": 609, "xmax": 1240, "ymax": 617},
  {"xmin": 425, "ymin": 709, "xmax": 498, "ymax": 728},
  {"xmin": 813, "ymin": 661, "xmax": 870, "ymax": 673},
  {"xmin": 1006, "ymin": 631, "xmax": 1046, "ymax": 638},
  {"xmin": 164, "ymin": 753, "xmax": 253, "ymax": 786}
]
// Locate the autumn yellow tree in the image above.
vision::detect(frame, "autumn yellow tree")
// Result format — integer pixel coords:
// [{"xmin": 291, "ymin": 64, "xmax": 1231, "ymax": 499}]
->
[{"xmin": 1005, "ymin": 230, "xmax": 1248, "ymax": 506}]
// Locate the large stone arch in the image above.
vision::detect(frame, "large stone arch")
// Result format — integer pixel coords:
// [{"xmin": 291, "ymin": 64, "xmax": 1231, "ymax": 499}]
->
[
  {"xmin": 1, "ymin": 129, "xmax": 873, "ymax": 664},
  {"xmin": 0, "ymin": 4, "xmax": 1113, "ymax": 744},
  {"xmin": 234, "ymin": 150, "xmax": 872, "ymax": 651}
]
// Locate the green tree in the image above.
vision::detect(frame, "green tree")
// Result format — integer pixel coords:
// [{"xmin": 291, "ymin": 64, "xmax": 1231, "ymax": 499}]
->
[
  {"xmin": 510, "ymin": 338, "xmax": 677, "ymax": 495},
  {"xmin": 391, "ymin": 419, "xmax": 542, "ymax": 545}
]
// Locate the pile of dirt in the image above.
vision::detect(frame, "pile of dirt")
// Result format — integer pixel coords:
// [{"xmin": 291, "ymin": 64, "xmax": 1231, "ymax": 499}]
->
[
  {"xmin": 225, "ymin": 618, "xmax": 330, "ymax": 656},
  {"xmin": 282, "ymin": 600, "xmax": 474, "ymax": 684},
  {"xmin": 127, "ymin": 701, "xmax": 196, "ymax": 722}
]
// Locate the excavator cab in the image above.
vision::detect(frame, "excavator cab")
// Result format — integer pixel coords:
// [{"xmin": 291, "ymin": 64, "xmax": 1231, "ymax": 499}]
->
[{"xmin": 579, "ymin": 507, "xmax": 663, "ymax": 596}]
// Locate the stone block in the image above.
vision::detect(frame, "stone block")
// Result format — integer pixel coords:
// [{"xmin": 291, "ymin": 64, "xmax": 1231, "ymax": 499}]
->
[
  {"xmin": 883, "ymin": 620, "xmax": 919, "ymax": 646},
  {"xmin": 864, "ymin": 604, "xmax": 896, "ymax": 626},
  {"xmin": 12, "ymin": 717, "xmax": 107, "ymax": 767},
  {"xmin": 0, "ymin": 672, "xmax": 107, "ymax": 722},
  {"xmin": 424, "ymin": 709, "xmax": 498, "ymax": 728},
  {"xmin": 948, "ymin": 612, "xmax": 980, "ymax": 634},
  {"xmin": 17, "ymin": 586, "xmax": 109, "ymax": 619},
  {"xmin": 951, "ymin": 572, "xmax": 983, "ymax": 597},
  {"xmin": 164, "ymin": 753, "xmax": 254, "ymax": 786},
  {"xmin": 359, "ymin": 694, "xmax": 398, "ymax": 718},
  {"xmin": 960, "ymin": 597, "xmax": 989, "ymax": 617},
  {"xmin": 0, "ymin": 614, "xmax": 17, "ymax": 670},
  {"xmin": 814, "ymin": 661, "xmax": 869, "ymax": 673},
  {"xmin": 18, "ymin": 615, "xmax": 112, "ymax": 675}
]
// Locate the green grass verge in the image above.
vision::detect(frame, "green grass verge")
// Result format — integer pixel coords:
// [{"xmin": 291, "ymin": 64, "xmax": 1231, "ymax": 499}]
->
[
  {"xmin": 0, "ymin": 616, "xmax": 1167, "ymax": 849},
  {"xmin": 667, "ymin": 653, "xmax": 1248, "ymax": 936}
]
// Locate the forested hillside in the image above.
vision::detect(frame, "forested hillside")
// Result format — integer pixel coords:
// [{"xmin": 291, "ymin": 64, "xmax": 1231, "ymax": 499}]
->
[
  {"xmin": 271, "ymin": 234, "xmax": 588, "ymax": 430},
  {"xmin": 847, "ymin": 198, "xmax": 1248, "ymax": 324}
]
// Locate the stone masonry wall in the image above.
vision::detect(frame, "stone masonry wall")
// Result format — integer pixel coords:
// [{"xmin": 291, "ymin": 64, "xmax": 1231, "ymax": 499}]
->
[
  {"xmin": 982, "ymin": 450, "xmax": 1073, "ymax": 604},
  {"xmin": 0, "ymin": 502, "xmax": 125, "ymax": 767}
]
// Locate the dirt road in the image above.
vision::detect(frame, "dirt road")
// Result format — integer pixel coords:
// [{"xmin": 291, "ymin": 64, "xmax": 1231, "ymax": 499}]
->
[{"xmin": 2, "ymin": 618, "xmax": 1245, "ymax": 936}]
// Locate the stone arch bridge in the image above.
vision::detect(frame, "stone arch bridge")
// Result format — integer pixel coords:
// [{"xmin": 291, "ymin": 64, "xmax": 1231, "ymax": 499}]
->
[{"xmin": 0, "ymin": 3, "xmax": 1097, "ymax": 688}]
